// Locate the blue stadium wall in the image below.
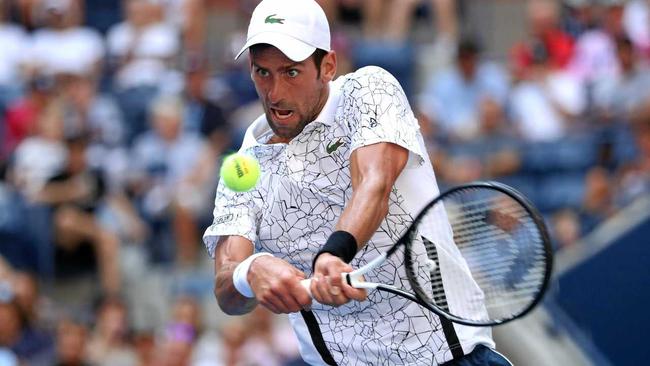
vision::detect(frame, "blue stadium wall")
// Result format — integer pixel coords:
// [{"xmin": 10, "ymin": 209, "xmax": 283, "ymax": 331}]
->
[{"xmin": 552, "ymin": 215, "xmax": 650, "ymax": 365}]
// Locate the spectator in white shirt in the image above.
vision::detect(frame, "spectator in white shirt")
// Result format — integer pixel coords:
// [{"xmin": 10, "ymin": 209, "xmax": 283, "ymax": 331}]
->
[
  {"xmin": 509, "ymin": 41, "xmax": 586, "ymax": 142},
  {"xmin": 10, "ymin": 100, "xmax": 67, "ymax": 199},
  {"xmin": 129, "ymin": 95, "xmax": 216, "ymax": 265},
  {"xmin": 28, "ymin": 0, "xmax": 105, "ymax": 78},
  {"xmin": 623, "ymin": 0, "xmax": 650, "ymax": 60},
  {"xmin": 107, "ymin": 0, "xmax": 181, "ymax": 144},
  {"xmin": 418, "ymin": 38, "xmax": 510, "ymax": 142},
  {"xmin": 0, "ymin": 0, "xmax": 28, "ymax": 112}
]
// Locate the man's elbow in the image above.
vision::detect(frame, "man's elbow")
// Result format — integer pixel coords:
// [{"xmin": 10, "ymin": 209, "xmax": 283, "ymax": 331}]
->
[{"xmin": 214, "ymin": 288, "xmax": 257, "ymax": 316}]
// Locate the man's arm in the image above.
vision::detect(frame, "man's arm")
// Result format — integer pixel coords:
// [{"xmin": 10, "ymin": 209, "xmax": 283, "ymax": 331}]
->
[
  {"xmin": 214, "ymin": 235, "xmax": 257, "ymax": 315},
  {"xmin": 310, "ymin": 142, "xmax": 409, "ymax": 306},
  {"xmin": 214, "ymin": 235, "xmax": 313, "ymax": 315}
]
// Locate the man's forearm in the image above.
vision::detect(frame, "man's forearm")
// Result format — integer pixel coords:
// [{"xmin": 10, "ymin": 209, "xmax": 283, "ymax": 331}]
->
[
  {"xmin": 335, "ymin": 143, "xmax": 408, "ymax": 252},
  {"xmin": 214, "ymin": 261, "xmax": 258, "ymax": 315},
  {"xmin": 336, "ymin": 177, "xmax": 391, "ymax": 250}
]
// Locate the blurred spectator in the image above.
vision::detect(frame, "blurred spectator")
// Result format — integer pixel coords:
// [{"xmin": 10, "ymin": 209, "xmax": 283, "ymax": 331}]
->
[
  {"xmin": 1, "ymin": 74, "xmax": 55, "ymax": 163},
  {"xmin": 157, "ymin": 0, "xmax": 206, "ymax": 57},
  {"xmin": 419, "ymin": 38, "xmax": 510, "ymax": 141},
  {"xmin": 167, "ymin": 295, "xmax": 217, "ymax": 365},
  {"xmin": 593, "ymin": 36, "xmax": 650, "ymax": 123},
  {"xmin": 623, "ymin": 0, "xmax": 650, "ymax": 60},
  {"xmin": 238, "ymin": 308, "xmax": 304, "ymax": 366},
  {"xmin": 438, "ymin": 97, "xmax": 521, "ymax": 184},
  {"xmin": 616, "ymin": 119, "xmax": 650, "ymax": 206},
  {"xmin": 153, "ymin": 321, "xmax": 193, "ymax": 366},
  {"xmin": 0, "ymin": 349, "xmax": 17, "ymax": 366},
  {"xmin": 0, "ymin": 0, "xmax": 28, "ymax": 114},
  {"xmin": 27, "ymin": 0, "xmax": 104, "ymax": 78},
  {"xmin": 579, "ymin": 166, "xmax": 616, "ymax": 235},
  {"xmin": 54, "ymin": 319, "xmax": 89, "ymax": 366},
  {"xmin": 10, "ymin": 99, "xmax": 67, "ymax": 199},
  {"xmin": 509, "ymin": 40, "xmax": 586, "ymax": 142},
  {"xmin": 10, "ymin": 272, "xmax": 48, "ymax": 330},
  {"xmin": 567, "ymin": 1, "xmax": 624, "ymax": 86},
  {"xmin": 359, "ymin": 0, "xmax": 420, "ymax": 41},
  {"xmin": 511, "ymin": 0, "xmax": 574, "ymax": 79},
  {"xmin": 86, "ymin": 297, "xmax": 137, "ymax": 366},
  {"xmin": 107, "ymin": 0, "xmax": 181, "ymax": 143},
  {"xmin": 0, "ymin": 294, "xmax": 54, "ymax": 365},
  {"xmin": 182, "ymin": 60, "xmax": 231, "ymax": 152},
  {"xmin": 0, "ymin": 177, "xmax": 37, "ymax": 272},
  {"xmin": 562, "ymin": 0, "xmax": 597, "ymax": 39},
  {"xmin": 219, "ymin": 318, "xmax": 247, "ymax": 366},
  {"xmin": 420, "ymin": 0, "xmax": 460, "ymax": 74},
  {"xmin": 58, "ymin": 74, "xmax": 129, "ymax": 191},
  {"xmin": 129, "ymin": 95, "xmax": 216, "ymax": 265},
  {"xmin": 352, "ymin": 0, "xmax": 421, "ymax": 96},
  {"xmin": 133, "ymin": 330, "xmax": 155, "ymax": 366},
  {"xmin": 33, "ymin": 134, "xmax": 121, "ymax": 295},
  {"xmin": 551, "ymin": 208, "xmax": 582, "ymax": 249},
  {"xmin": 55, "ymin": 74, "xmax": 149, "ymax": 249}
]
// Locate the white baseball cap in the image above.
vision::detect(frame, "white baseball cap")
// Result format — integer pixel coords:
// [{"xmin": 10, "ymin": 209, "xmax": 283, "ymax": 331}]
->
[{"xmin": 235, "ymin": 0, "xmax": 331, "ymax": 62}]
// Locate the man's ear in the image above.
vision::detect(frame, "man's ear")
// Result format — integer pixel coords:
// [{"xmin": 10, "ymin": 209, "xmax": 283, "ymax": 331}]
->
[{"xmin": 320, "ymin": 51, "xmax": 338, "ymax": 82}]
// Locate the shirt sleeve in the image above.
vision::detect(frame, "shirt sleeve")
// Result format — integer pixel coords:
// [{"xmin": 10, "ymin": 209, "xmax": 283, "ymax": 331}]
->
[
  {"xmin": 342, "ymin": 66, "xmax": 425, "ymax": 167},
  {"xmin": 202, "ymin": 179, "xmax": 259, "ymax": 258}
]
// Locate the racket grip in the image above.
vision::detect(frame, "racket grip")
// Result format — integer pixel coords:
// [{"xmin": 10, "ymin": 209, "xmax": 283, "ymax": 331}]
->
[
  {"xmin": 299, "ymin": 278, "xmax": 313, "ymax": 298},
  {"xmin": 300, "ymin": 273, "xmax": 350, "ymax": 299}
]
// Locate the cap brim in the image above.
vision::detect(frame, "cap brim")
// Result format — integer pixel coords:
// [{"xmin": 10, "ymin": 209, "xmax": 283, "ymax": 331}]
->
[{"xmin": 235, "ymin": 32, "xmax": 317, "ymax": 62}]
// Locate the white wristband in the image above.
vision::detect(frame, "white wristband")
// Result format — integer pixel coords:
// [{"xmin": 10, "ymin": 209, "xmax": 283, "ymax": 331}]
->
[{"xmin": 232, "ymin": 252, "xmax": 274, "ymax": 298}]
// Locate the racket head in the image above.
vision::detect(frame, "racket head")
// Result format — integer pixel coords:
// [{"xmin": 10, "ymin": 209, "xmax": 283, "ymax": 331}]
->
[{"xmin": 402, "ymin": 181, "xmax": 553, "ymax": 326}]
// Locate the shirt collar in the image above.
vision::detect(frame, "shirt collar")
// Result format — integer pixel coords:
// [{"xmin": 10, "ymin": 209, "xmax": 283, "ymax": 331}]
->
[{"xmin": 313, "ymin": 80, "xmax": 341, "ymax": 126}]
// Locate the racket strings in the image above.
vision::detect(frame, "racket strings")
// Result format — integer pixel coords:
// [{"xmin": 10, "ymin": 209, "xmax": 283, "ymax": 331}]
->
[{"xmin": 411, "ymin": 187, "xmax": 548, "ymax": 323}]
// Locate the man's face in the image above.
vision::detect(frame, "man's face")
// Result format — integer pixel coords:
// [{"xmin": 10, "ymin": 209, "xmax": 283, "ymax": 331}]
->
[{"xmin": 250, "ymin": 46, "xmax": 336, "ymax": 143}]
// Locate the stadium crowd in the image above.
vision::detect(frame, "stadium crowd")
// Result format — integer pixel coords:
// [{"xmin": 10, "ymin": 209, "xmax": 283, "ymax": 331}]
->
[{"xmin": 0, "ymin": 0, "xmax": 648, "ymax": 365}]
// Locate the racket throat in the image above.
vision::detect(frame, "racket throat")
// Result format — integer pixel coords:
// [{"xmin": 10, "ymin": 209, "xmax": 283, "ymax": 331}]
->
[{"xmin": 346, "ymin": 252, "xmax": 388, "ymax": 289}]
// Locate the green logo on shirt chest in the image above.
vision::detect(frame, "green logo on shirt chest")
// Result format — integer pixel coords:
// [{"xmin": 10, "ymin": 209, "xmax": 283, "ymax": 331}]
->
[{"xmin": 326, "ymin": 139, "xmax": 345, "ymax": 154}]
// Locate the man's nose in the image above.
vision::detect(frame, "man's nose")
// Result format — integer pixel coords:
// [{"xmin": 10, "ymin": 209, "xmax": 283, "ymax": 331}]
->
[{"xmin": 266, "ymin": 78, "xmax": 285, "ymax": 105}]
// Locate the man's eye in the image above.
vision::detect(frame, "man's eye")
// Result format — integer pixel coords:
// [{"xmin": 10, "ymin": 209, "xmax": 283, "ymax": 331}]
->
[
  {"xmin": 257, "ymin": 68, "xmax": 269, "ymax": 77},
  {"xmin": 287, "ymin": 69, "xmax": 299, "ymax": 77}
]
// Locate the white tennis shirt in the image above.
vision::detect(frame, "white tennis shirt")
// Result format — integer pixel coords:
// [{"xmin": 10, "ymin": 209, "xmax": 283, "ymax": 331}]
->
[{"xmin": 203, "ymin": 66, "xmax": 493, "ymax": 365}]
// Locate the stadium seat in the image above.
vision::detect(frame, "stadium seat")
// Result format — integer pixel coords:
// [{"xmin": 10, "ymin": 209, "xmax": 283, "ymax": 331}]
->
[
  {"xmin": 521, "ymin": 134, "xmax": 598, "ymax": 174},
  {"xmin": 536, "ymin": 173, "xmax": 586, "ymax": 213}
]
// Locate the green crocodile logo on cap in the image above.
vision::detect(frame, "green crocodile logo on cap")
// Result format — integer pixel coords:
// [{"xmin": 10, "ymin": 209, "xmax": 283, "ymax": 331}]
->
[{"xmin": 265, "ymin": 14, "xmax": 285, "ymax": 24}]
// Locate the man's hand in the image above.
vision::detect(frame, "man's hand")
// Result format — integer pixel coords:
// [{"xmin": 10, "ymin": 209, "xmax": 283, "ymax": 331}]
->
[
  {"xmin": 310, "ymin": 253, "xmax": 367, "ymax": 306},
  {"xmin": 248, "ymin": 255, "xmax": 313, "ymax": 314}
]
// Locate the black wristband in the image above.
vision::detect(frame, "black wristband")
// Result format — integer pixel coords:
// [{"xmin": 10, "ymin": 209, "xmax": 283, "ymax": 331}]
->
[{"xmin": 312, "ymin": 231, "xmax": 358, "ymax": 269}]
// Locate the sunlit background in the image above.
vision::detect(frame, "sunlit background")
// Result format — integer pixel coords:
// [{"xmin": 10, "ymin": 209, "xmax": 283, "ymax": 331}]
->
[{"xmin": 0, "ymin": 0, "xmax": 648, "ymax": 365}]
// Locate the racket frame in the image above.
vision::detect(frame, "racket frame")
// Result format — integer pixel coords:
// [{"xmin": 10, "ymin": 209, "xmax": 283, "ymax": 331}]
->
[{"xmin": 402, "ymin": 181, "xmax": 554, "ymax": 326}]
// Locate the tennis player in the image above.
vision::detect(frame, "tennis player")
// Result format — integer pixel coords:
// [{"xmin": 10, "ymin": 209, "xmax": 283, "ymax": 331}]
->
[{"xmin": 203, "ymin": 0, "xmax": 511, "ymax": 365}]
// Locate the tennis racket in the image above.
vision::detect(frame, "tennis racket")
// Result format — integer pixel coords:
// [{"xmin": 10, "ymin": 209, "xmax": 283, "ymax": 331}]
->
[{"xmin": 301, "ymin": 181, "xmax": 553, "ymax": 326}]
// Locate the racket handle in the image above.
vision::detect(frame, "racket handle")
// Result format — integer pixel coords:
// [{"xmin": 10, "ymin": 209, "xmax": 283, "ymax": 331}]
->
[
  {"xmin": 299, "ymin": 278, "xmax": 313, "ymax": 298},
  {"xmin": 300, "ymin": 273, "xmax": 350, "ymax": 299}
]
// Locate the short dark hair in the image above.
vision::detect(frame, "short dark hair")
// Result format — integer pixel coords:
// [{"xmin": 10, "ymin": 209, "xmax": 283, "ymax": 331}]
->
[
  {"xmin": 615, "ymin": 35, "xmax": 634, "ymax": 53},
  {"xmin": 457, "ymin": 38, "xmax": 481, "ymax": 59},
  {"xmin": 312, "ymin": 48, "xmax": 328, "ymax": 76}
]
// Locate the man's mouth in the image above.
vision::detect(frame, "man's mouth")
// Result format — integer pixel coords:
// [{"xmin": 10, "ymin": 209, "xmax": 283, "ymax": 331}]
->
[{"xmin": 270, "ymin": 107, "xmax": 294, "ymax": 121}]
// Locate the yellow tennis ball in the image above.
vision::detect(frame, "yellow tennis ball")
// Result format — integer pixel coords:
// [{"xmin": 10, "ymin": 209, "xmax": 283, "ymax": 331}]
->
[{"xmin": 220, "ymin": 153, "xmax": 261, "ymax": 192}]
